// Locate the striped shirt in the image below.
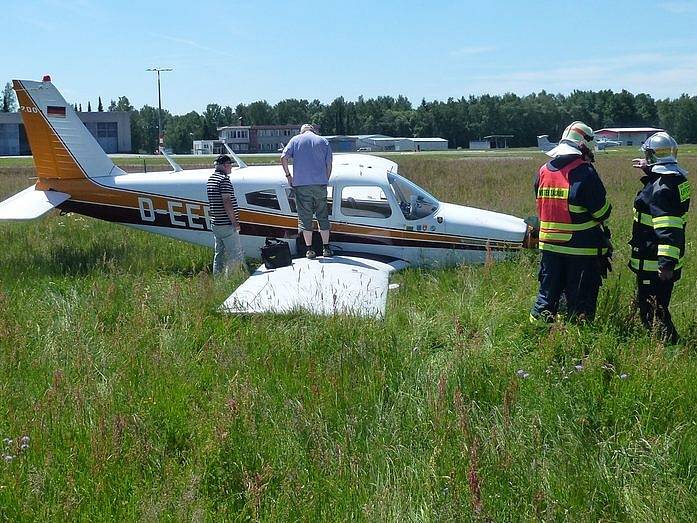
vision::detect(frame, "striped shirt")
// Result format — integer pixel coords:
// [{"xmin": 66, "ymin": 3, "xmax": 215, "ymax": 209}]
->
[{"xmin": 207, "ymin": 169, "xmax": 239, "ymax": 226}]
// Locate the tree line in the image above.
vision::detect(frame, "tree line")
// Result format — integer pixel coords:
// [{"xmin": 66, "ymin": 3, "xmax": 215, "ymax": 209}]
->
[
  {"xmin": 111, "ymin": 90, "xmax": 697, "ymax": 154},
  {"xmin": 3, "ymin": 81, "xmax": 697, "ymax": 153}
]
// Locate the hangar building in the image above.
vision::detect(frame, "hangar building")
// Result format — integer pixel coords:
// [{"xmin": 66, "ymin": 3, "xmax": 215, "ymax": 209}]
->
[
  {"xmin": 595, "ymin": 127, "xmax": 664, "ymax": 147},
  {"xmin": 0, "ymin": 111, "xmax": 131, "ymax": 155}
]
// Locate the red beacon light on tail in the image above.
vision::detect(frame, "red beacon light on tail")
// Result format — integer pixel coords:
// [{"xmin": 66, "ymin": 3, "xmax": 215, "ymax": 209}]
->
[{"xmin": 42, "ymin": 75, "xmax": 51, "ymax": 82}]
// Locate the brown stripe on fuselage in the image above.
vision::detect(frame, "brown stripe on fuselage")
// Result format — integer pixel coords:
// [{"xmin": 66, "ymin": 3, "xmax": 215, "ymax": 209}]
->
[{"xmin": 59, "ymin": 198, "xmax": 521, "ymax": 252}]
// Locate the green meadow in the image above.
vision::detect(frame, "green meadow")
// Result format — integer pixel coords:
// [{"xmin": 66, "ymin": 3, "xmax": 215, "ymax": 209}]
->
[{"xmin": 0, "ymin": 150, "xmax": 696, "ymax": 520}]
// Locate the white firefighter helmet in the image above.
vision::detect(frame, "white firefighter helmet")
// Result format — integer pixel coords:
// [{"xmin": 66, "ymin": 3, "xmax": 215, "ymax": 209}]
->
[
  {"xmin": 546, "ymin": 121, "xmax": 596, "ymax": 158},
  {"xmin": 641, "ymin": 132, "xmax": 687, "ymax": 175}
]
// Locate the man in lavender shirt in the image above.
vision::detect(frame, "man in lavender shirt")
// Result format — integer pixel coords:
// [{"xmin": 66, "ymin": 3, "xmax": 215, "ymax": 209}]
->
[{"xmin": 281, "ymin": 124, "xmax": 333, "ymax": 259}]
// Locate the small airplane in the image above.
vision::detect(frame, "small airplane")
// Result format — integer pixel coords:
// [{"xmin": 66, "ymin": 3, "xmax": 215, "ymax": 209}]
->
[
  {"xmin": 537, "ymin": 134, "xmax": 621, "ymax": 152},
  {"xmin": 0, "ymin": 77, "xmax": 533, "ymax": 317},
  {"xmin": 596, "ymin": 137, "xmax": 622, "ymax": 150}
]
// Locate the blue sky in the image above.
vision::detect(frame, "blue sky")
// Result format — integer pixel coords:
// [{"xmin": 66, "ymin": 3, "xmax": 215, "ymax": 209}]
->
[{"xmin": 3, "ymin": 0, "xmax": 697, "ymax": 114}]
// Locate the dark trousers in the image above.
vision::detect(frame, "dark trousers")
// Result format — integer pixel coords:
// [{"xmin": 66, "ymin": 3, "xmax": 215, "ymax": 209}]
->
[
  {"xmin": 531, "ymin": 251, "xmax": 602, "ymax": 321},
  {"xmin": 636, "ymin": 276, "xmax": 678, "ymax": 344}
]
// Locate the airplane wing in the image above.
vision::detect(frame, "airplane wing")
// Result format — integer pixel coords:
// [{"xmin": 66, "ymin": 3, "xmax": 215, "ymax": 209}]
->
[
  {"xmin": 220, "ymin": 255, "xmax": 408, "ymax": 319},
  {"xmin": 0, "ymin": 185, "xmax": 70, "ymax": 220}
]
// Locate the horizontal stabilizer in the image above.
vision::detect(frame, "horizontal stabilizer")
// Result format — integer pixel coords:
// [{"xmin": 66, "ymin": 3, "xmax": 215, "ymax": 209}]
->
[
  {"xmin": 221, "ymin": 255, "xmax": 408, "ymax": 318},
  {"xmin": 0, "ymin": 185, "xmax": 70, "ymax": 220}
]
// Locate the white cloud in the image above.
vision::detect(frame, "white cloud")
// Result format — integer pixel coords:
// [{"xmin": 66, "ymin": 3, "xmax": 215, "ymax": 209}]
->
[
  {"xmin": 450, "ymin": 46, "xmax": 496, "ymax": 58},
  {"xmin": 659, "ymin": 2, "xmax": 697, "ymax": 13},
  {"xmin": 467, "ymin": 52, "xmax": 697, "ymax": 98}
]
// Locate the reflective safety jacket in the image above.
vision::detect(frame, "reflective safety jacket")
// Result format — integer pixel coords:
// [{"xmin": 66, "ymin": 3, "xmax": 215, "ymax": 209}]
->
[
  {"xmin": 534, "ymin": 155, "xmax": 612, "ymax": 256},
  {"xmin": 630, "ymin": 168, "xmax": 690, "ymax": 280}
]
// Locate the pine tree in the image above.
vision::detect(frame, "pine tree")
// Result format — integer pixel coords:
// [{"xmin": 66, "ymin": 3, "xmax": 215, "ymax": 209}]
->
[
  {"xmin": 98, "ymin": 97, "xmax": 103, "ymax": 112},
  {"xmin": 2, "ymin": 82, "xmax": 17, "ymax": 112},
  {"xmin": 87, "ymin": 101, "xmax": 92, "ymax": 112},
  {"xmin": 79, "ymin": 103, "xmax": 82, "ymax": 112}
]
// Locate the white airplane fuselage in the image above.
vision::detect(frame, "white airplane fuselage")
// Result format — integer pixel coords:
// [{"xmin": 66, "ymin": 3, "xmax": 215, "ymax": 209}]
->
[
  {"xmin": 58, "ymin": 158, "xmax": 527, "ymax": 267},
  {"xmin": 2, "ymin": 78, "xmax": 529, "ymax": 268}
]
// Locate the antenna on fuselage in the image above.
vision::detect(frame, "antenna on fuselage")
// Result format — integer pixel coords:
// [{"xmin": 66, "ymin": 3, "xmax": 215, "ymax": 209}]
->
[
  {"xmin": 159, "ymin": 146, "xmax": 183, "ymax": 172},
  {"xmin": 223, "ymin": 142, "xmax": 248, "ymax": 169}
]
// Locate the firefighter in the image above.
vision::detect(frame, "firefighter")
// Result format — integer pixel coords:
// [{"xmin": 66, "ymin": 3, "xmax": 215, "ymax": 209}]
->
[
  {"xmin": 530, "ymin": 121, "xmax": 612, "ymax": 322},
  {"xmin": 630, "ymin": 132, "xmax": 690, "ymax": 344}
]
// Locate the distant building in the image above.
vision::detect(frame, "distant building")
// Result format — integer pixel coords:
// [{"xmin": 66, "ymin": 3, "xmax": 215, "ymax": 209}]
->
[
  {"xmin": 193, "ymin": 124, "xmax": 302, "ymax": 154},
  {"xmin": 353, "ymin": 135, "xmax": 448, "ymax": 152},
  {"xmin": 482, "ymin": 135, "xmax": 514, "ymax": 149},
  {"xmin": 325, "ymin": 135, "xmax": 358, "ymax": 153},
  {"xmin": 192, "ymin": 139, "xmax": 228, "ymax": 155},
  {"xmin": 0, "ymin": 111, "xmax": 131, "ymax": 156},
  {"xmin": 194, "ymin": 128, "xmax": 449, "ymax": 154},
  {"xmin": 192, "ymin": 124, "xmax": 302, "ymax": 154},
  {"xmin": 398, "ymin": 137, "xmax": 448, "ymax": 152},
  {"xmin": 469, "ymin": 140, "xmax": 491, "ymax": 150},
  {"xmin": 595, "ymin": 127, "xmax": 664, "ymax": 147},
  {"xmin": 354, "ymin": 134, "xmax": 391, "ymax": 151}
]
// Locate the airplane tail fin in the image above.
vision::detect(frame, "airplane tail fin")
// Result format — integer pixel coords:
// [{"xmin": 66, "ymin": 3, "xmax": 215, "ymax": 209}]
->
[
  {"xmin": 13, "ymin": 77, "xmax": 124, "ymax": 181},
  {"xmin": 537, "ymin": 135, "xmax": 555, "ymax": 152}
]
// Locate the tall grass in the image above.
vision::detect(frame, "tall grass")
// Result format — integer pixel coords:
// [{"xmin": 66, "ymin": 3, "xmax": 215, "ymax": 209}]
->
[{"xmin": 0, "ymin": 151, "xmax": 695, "ymax": 520}]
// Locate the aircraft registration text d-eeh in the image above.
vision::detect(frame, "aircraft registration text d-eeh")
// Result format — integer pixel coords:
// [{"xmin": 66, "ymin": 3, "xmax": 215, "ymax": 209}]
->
[{"xmin": 0, "ymin": 77, "xmax": 534, "ymax": 317}]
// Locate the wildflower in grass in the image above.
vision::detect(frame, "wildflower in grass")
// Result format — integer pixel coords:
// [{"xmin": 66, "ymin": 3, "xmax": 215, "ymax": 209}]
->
[
  {"xmin": 516, "ymin": 369, "xmax": 530, "ymax": 379},
  {"xmin": 20, "ymin": 444, "xmax": 29, "ymax": 452},
  {"xmin": 3, "ymin": 455, "xmax": 14, "ymax": 463},
  {"xmin": 574, "ymin": 364, "xmax": 584, "ymax": 372},
  {"xmin": 620, "ymin": 373, "xmax": 629, "ymax": 380},
  {"xmin": 2, "ymin": 438, "xmax": 12, "ymax": 446},
  {"xmin": 20, "ymin": 436, "xmax": 29, "ymax": 444}
]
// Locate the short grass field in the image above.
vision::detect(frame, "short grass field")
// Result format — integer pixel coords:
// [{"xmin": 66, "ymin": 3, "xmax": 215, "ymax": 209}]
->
[{"xmin": 1, "ymin": 150, "xmax": 696, "ymax": 521}]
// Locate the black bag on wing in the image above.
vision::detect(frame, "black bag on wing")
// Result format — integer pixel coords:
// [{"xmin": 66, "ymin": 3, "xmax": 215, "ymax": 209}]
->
[{"xmin": 261, "ymin": 238, "xmax": 292, "ymax": 269}]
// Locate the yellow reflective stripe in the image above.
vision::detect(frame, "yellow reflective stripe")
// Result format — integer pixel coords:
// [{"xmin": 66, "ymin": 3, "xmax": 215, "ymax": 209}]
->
[
  {"xmin": 569, "ymin": 204, "xmax": 588, "ymax": 213},
  {"xmin": 630, "ymin": 257, "xmax": 683, "ymax": 271},
  {"xmin": 657, "ymin": 244, "xmax": 681, "ymax": 259},
  {"xmin": 652, "ymin": 215, "xmax": 684, "ymax": 229},
  {"xmin": 539, "ymin": 242, "xmax": 608, "ymax": 256},
  {"xmin": 633, "ymin": 209, "xmax": 653, "ymax": 226},
  {"xmin": 540, "ymin": 220, "xmax": 597, "ymax": 232},
  {"xmin": 539, "ymin": 231, "xmax": 573, "ymax": 241},
  {"xmin": 591, "ymin": 201, "xmax": 610, "ymax": 219},
  {"xmin": 634, "ymin": 209, "xmax": 687, "ymax": 227},
  {"xmin": 537, "ymin": 187, "xmax": 569, "ymax": 199}
]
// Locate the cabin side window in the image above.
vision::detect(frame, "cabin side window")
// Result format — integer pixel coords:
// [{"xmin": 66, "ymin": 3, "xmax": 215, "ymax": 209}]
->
[
  {"xmin": 245, "ymin": 189, "xmax": 281, "ymax": 210},
  {"xmin": 340, "ymin": 186, "xmax": 392, "ymax": 219}
]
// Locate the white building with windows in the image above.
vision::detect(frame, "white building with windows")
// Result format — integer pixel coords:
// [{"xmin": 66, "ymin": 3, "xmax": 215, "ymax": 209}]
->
[{"xmin": 194, "ymin": 124, "xmax": 302, "ymax": 154}]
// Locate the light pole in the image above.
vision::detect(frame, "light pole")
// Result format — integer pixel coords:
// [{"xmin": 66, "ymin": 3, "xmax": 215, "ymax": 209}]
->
[{"xmin": 146, "ymin": 67, "xmax": 173, "ymax": 152}]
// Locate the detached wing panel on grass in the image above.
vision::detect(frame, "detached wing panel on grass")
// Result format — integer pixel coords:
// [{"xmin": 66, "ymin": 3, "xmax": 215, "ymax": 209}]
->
[{"xmin": 221, "ymin": 256, "xmax": 407, "ymax": 319}]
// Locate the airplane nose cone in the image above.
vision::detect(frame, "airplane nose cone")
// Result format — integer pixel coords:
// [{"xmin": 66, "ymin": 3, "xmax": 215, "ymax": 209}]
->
[{"xmin": 437, "ymin": 202, "xmax": 527, "ymax": 244}]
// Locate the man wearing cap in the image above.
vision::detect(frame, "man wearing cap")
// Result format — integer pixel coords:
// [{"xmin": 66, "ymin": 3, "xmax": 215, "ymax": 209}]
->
[
  {"xmin": 530, "ymin": 121, "xmax": 612, "ymax": 322},
  {"xmin": 281, "ymin": 124, "xmax": 333, "ymax": 259},
  {"xmin": 207, "ymin": 154, "xmax": 246, "ymax": 276},
  {"xmin": 629, "ymin": 132, "xmax": 690, "ymax": 344}
]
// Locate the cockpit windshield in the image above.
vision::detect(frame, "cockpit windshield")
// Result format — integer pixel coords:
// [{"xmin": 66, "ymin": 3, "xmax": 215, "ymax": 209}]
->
[{"xmin": 387, "ymin": 173, "xmax": 439, "ymax": 220}]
